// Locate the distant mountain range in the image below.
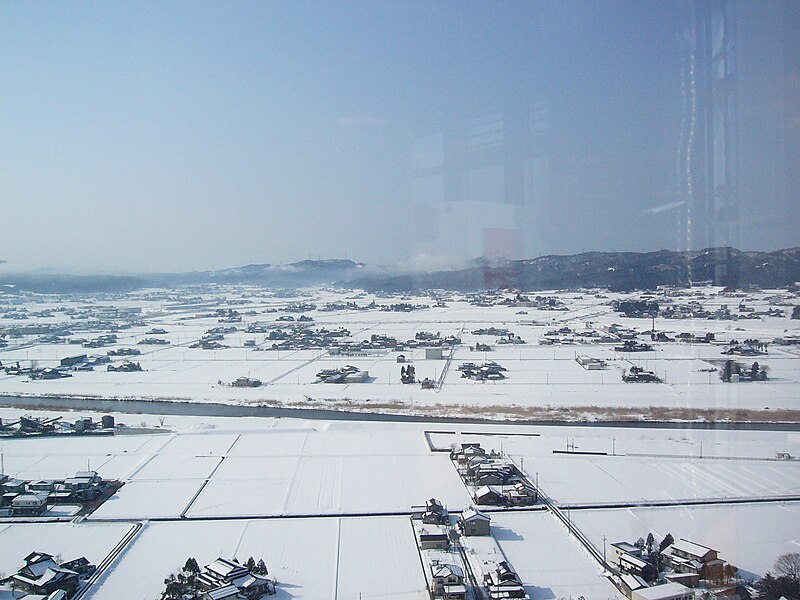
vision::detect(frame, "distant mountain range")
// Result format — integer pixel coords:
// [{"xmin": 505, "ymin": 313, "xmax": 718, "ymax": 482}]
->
[
  {"xmin": 350, "ymin": 248, "xmax": 800, "ymax": 292},
  {"xmin": 1, "ymin": 248, "xmax": 799, "ymax": 294},
  {"xmin": 0, "ymin": 260, "xmax": 367, "ymax": 294}
]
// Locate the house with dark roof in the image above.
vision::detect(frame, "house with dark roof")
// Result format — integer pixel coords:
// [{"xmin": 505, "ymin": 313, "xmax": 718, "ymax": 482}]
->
[
  {"xmin": 459, "ymin": 506, "xmax": 491, "ymax": 536},
  {"xmin": 483, "ymin": 561, "xmax": 528, "ymax": 599},
  {"xmin": 418, "ymin": 526, "xmax": 450, "ymax": 550},
  {"xmin": 430, "ymin": 562, "xmax": 466, "ymax": 600},
  {"xmin": 473, "ymin": 485, "xmax": 504, "ymax": 506},
  {"xmin": 411, "ymin": 498, "xmax": 449, "ymax": 524},
  {"xmin": 2, "ymin": 551, "xmax": 93, "ymax": 597}
]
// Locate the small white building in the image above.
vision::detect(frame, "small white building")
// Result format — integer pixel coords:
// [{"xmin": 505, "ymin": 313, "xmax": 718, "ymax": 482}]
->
[
  {"xmin": 576, "ymin": 355, "xmax": 608, "ymax": 370},
  {"xmin": 344, "ymin": 370, "xmax": 369, "ymax": 383},
  {"xmin": 631, "ymin": 582, "xmax": 692, "ymax": 600}
]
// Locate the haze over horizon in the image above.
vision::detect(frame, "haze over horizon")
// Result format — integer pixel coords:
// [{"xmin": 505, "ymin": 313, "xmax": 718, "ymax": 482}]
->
[{"xmin": 2, "ymin": 1, "xmax": 798, "ymax": 274}]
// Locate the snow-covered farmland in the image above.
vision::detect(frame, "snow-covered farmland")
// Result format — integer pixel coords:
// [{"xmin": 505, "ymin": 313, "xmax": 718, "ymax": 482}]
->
[
  {"xmin": 429, "ymin": 429, "xmax": 800, "ymax": 505},
  {"xmin": 528, "ymin": 454, "xmax": 800, "ymax": 505},
  {"xmin": 490, "ymin": 511, "xmax": 624, "ymax": 600},
  {"xmin": 1, "ymin": 285, "xmax": 798, "ymax": 418},
  {"xmin": 0, "ymin": 522, "xmax": 134, "ymax": 578},
  {"xmin": 91, "ymin": 479, "xmax": 203, "ymax": 519},
  {"xmin": 86, "ymin": 517, "xmax": 428, "ymax": 600}
]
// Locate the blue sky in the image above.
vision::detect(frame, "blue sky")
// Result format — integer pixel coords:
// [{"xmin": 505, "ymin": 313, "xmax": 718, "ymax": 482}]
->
[{"xmin": 1, "ymin": 1, "xmax": 796, "ymax": 273}]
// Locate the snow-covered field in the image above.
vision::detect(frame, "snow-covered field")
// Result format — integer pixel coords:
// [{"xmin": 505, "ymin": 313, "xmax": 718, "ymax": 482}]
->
[
  {"xmin": 185, "ymin": 452, "xmax": 470, "ymax": 517},
  {"xmin": 0, "ymin": 521, "xmax": 134, "ymax": 578},
  {"xmin": 0, "ymin": 408, "xmax": 798, "ymax": 598},
  {"xmin": 429, "ymin": 429, "xmax": 800, "ymax": 505},
  {"xmin": 490, "ymin": 511, "xmax": 624, "ymax": 600},
  {"xmin": 515, "ymin": 453, "xmax": 800, "ymax": 505},
  {"xmin": 0, "ymin": 285, "xmax": 798, "ymax": 418},
  {"xmin": 86, "ymin": 516, "xmax": 428, "ymax": 600},
  {"xmin": 0, "ymin": 280, "xmax": 799, "ymax": 598}
]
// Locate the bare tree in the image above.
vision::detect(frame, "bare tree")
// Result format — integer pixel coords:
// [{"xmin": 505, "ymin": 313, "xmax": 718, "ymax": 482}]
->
[{"xmin": 774, "ymin": 552, "xmax": 800, "ymax": 581}]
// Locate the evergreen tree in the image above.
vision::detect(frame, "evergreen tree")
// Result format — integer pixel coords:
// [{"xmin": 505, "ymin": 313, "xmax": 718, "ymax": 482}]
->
[
  {"xmin": 256, "ymin": 559, "xmax": 268, "ymax": 575},
  {"xmin": 183, "ymin": 557, "xmax": 200, "ymax": 575}
]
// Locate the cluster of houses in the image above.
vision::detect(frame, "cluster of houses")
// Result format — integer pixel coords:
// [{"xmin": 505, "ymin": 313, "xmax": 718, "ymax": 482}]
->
[
  {"xmin": 497, "ymin": 333, "xmax": 526, "ymax": 345},
  {"xmin": 70, "ymin": 333, "xmax": 119, "ymax": 349},
  {"xmin": 276, "ymin": 314, "xmax": 313, "ymax": 321},
  {"xmin": 720, "ymin": 359, "xmax": 768, "ymax": 382},
  {"xmin": 251, "ymin": 321, "xmax": 464, "ymax": 355},
  {"xmin": 470, "ymin": 342, "xmax": 492, "ymax": 352},
  {"xmin": 255, "ymin": 324, "xmax": 351, "ymax": 351},
  {"xmin": 0, "ymin": 415, "xmax": 115, "ymax": 438},
  {"xmin": 172, "ymin": 556, "xmax": 276, "ymax": 600},
  {"xmin": 465, "ymin": 291, "xmax": 565, "ymax": 311},
  {"xmin": 458, "ymin": 362, "xmax": 507, "ymax": 381},
  {"xmin": 314, "ymin": 365, "xmax": 370, "ymax": 384},
  {"xmin": 615, "ymin": 340, "xmax": 655, "ymax": 353},
  {"xmin": 472, "ymin": 327, "xmax": 512, "ymax": 337},
  {"xmin": 611, "ymin": 536, "xmax": 738, "ymax": 599},
  {"xmin": 2, "ymin": 349, "xmax": 143, "ymax": 379},
  {"xmin": 4, "ymin": 353, "xmax": 111, "ymax": 380},
  {"xmin": 409, "ymin": 331, "xmax": 462, "ymax": 349},
  {"xmin": 379, "ymin": 302, "xmax": 430, "ymax": 312},
  {"xmin": 722, "ymin": 339, "xmax": 767, "ymax": 356},
  {"xmin": 622, "ymin": 366, "xmax": 661, "ymax": 383},
  {"xmin": 138, "ymin": 337, "xmax": 170, "ymax": 345},
  {"xmin": 0, "ymin": 470, "xmax": 113, "ymax": 517},
  {"xmin": 540, "ymin": 326, "xmax": 618, "ymax": 346},
  {"xmin": 412, "ymin": 498, "xmax": 523, "ymax": 600},
  {"xmin": 190, "ymin": 338, "xmax": 230, "ymax": 350},
  {"xmin": 228, "ymin": 376, "xmax": 262, "ymax": 388},
  {"xmin": 107, "ymin": 360, "xmax": 143, "ymax": 372},
  {"xmin": 450, "ymin": 444, "xmax": 537, "ymax": 506},
  {"xmin": 2, "ymin": 361, "xmax": 73, "ymax": 380},
  {"xmin": 1, "ymin": 551, "xmax": 96, "ymax": 599},
  {"xmin": 216, "ymin": 309, "xmax": 243, "ymax": 323},
  {"xmin": 616, "ymin": 289, "xmax": 791, "ymax": 322},
  {"xmin": 106, "ymin": 347, "xmax": 141, "ymax": 356}
]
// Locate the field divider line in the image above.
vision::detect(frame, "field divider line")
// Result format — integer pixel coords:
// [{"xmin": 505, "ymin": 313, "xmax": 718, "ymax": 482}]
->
[
  {"xmin": 556, "ymin": 494, "xmax": 800, "ymax": 510},
  {"xmin": 434, "ymin": 322, "xmax": 464, "ymax": 392},
  {"xmin": 263, "ymin": 350, "xmax": 329, "ymax": 385},
  {"xmin": 506, "ymin": 454, "xmax": 620, "ymax": 592},
  {"xmin": 333, "ymin": 517, "xmax": 342, "ymax": 600},
  {"xmin": 625, "ymin": 451, "xmax": 796, "ymax": 462},
  {"xmin": 179, "ymin": 448, "xmax": 231, "ymax": 518}
]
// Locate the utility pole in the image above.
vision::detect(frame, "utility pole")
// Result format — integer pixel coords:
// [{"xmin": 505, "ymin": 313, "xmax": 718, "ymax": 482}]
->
[{"xmin": 603, "ymin": 534, "xmax": 607, "ymax": 565}]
